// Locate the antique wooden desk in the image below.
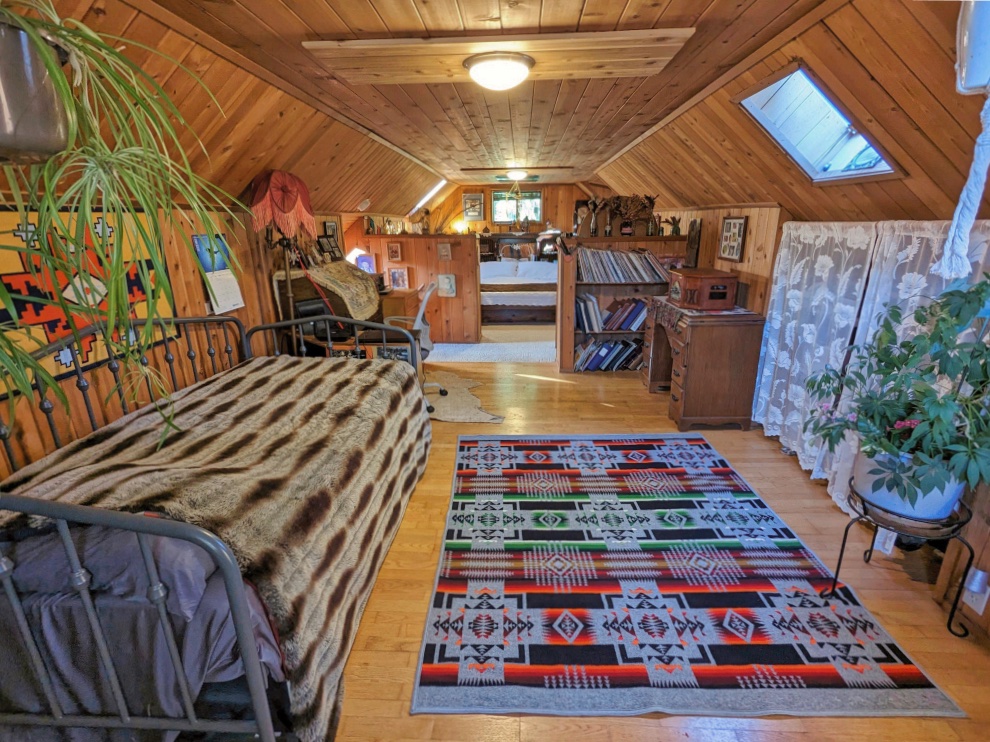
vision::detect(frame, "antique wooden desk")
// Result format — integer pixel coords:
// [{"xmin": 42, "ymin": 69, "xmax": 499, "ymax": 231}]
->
[{"xmin": 642, "ymin": 296, "xmax": 765, "ymax": 431}]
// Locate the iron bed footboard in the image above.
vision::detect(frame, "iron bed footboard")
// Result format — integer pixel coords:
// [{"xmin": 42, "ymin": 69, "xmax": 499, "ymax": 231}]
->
[
  {"xmin": 0, "ymin": 313, "xmax": 418, "ymax": 740},
  {"xmin": 0, "ymin": 493, "xmax": 277, "ymax": 742}
]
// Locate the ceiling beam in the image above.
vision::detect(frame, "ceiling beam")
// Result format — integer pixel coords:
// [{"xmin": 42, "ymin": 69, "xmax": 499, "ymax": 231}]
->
[{"xmin": 597, "ymin": 0, "xmax": 854, "ymax": 173}]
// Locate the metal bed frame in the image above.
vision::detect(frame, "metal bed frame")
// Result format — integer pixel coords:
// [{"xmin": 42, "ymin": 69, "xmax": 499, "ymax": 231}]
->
[{"xmin": 0, "ymin": 314, "xmax": 416, "ymax": 741}]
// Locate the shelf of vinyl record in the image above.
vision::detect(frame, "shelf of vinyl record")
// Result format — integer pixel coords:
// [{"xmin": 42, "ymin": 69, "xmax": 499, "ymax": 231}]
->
[{"xmin": 557, "ymin": 244, "xmax": 684, "ymax": 373}]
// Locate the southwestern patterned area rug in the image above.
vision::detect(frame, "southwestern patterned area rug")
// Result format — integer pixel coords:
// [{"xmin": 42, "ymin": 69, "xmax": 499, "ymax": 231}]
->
[{"xmin": 411, "ymin": 435, "xmax": 962, "ymax": 718}]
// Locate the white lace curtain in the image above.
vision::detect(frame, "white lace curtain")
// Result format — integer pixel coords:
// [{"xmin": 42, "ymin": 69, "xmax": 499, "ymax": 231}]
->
[
  {"xmin": 824, "ymin": 220, "xmax": 990, "ymax": 511},
  {"xmin": 754, "ymin": 220, "xmax": 990, "ymax": 513},
  {"xmin": 752, "ymin": 222, "xmax": 877, "ymax": 473}
]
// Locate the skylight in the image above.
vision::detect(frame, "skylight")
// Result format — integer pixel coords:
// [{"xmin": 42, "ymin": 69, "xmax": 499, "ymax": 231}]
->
[{"xmin": 740, "ymin": 68, "xmax": 893, "ymax": 183}]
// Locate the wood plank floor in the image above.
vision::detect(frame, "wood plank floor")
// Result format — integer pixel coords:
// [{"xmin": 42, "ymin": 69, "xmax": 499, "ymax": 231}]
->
[{"xmin": 337, "ymin": 363, "xmax": 990, "ymax": 741}]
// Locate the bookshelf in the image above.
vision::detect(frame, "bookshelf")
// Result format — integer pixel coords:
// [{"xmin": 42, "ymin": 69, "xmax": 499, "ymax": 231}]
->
[{"xmin": 556, "ymin": 236, "xmax": 687, "ymax": 372}]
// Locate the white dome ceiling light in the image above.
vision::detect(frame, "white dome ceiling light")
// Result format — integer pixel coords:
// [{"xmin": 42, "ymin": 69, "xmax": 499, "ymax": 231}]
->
[
  {"xmin": 464, "ymin": 52, "xmax": 535, "ymax": 91},
  {"xmin": 505, "ymin": 169, "xmax": 528, "ymax": 181}
]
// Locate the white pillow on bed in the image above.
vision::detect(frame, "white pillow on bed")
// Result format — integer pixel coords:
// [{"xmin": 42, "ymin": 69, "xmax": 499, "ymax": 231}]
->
[
  {"xmin": 516, "ymin": 261, "xmax": 558, "ymax": 283},
  {"xmin": 480, "ymin": 260, "xmax": 519, "ymax": 280}
]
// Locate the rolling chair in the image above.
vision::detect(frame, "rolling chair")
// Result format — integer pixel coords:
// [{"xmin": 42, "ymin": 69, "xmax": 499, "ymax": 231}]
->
[{"xmin": 383, "ymin": 281, "xmax": 447, "ymax": 413}]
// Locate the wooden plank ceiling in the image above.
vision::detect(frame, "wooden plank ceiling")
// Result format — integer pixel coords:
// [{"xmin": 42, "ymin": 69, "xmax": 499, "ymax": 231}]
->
[
  {"xmin": 122, "ymin": 0, "xmax": 838, "ymax": 185},
  {"xmin": 52, "ymin": 0, "xmax": 441, "ymax": 215},
  {"xmin": 599, "ymin": 0, "xmax": 986, "ymax": 221}
]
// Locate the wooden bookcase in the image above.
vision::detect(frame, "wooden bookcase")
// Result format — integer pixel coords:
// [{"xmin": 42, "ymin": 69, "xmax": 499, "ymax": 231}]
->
[{"xmin": 556, "ymin": 236, "xmax": 687, "ymax": 372}]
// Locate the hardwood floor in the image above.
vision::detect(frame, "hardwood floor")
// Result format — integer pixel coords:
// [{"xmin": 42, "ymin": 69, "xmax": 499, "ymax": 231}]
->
[{"xmin": 337, "ymin": 362, "xmax": 990, "ymax": 741}]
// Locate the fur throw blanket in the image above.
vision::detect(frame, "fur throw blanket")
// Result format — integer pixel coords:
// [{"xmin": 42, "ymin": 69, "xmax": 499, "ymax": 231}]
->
[{"xmin": 0, "ymin": 355, "xmax": 432, "ymax": 741}]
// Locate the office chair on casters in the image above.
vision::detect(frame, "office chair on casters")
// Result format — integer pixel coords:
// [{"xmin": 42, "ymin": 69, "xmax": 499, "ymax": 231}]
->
[{"xmin": 384, "ymin": 281, "xmax": 448, "ymax": 413}]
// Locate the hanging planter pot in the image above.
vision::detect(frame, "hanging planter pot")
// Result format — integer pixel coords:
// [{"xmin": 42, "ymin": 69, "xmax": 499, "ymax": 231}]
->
[
  {"xmin": 0, "ymin": 23, "xmax": 68, "ymax": 163},
  {"xmin": 852, "ymin": 452, "xmax": 966, "ymax": 520}
]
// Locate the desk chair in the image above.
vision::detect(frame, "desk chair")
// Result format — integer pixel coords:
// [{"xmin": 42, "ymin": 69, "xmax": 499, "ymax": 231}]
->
[{"xmin": 384, "ymin": 282, "xmax": 447, "ymax": 412}]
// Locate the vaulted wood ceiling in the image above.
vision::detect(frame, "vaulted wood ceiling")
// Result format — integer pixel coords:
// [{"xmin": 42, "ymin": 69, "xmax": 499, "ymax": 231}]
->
[
  {"xmin": 56, "ymin": 0, "xmax": 441, "ymax": 215},
  {"xmin": 125, "ymin": 0, "xmax": 843, "ymax": 185},
  {"xmin": 599, "ymin": 0, "xmax": 985, "ymax": 221}
]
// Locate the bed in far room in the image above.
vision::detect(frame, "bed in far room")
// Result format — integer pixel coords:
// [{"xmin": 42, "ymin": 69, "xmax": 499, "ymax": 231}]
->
[{"xmin": 479, "ymin": 258, "xmax": 558, "ymax": 324}]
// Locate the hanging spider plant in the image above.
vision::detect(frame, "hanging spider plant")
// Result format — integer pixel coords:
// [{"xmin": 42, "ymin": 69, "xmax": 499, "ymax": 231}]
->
[{"xmin": 0, "ymin": 0, "xmax": 240, "ymax": 420}]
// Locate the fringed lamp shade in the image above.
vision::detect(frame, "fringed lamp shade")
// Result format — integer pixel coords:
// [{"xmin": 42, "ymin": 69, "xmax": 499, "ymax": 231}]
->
[{"xmin": 248, "ymin": 170, "xmax": 318, "ymax": 239}]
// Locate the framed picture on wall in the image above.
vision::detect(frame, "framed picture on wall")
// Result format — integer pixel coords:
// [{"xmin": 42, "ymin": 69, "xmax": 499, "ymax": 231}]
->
[
  {"xmin": 387, "ymin": 242, "xmax": 402, "ymax": 261},
  {"xmin": 718, "ymin": 216, "xmax": 747, "ymax": 262},
  {"xmin": 437, "ymin": 242, "xmax": 452, "ymax": 261},
  {"xmin": 355, "ymin": 253, "xmax": 376, "ymax": 274},
  {"xmin": 317, "ymin": 235, "xmax": 344, "ymax": 261},
  {"xmin": 463, "ymin": 193, "xmax": 484, "ymax": 221},
  {"xmin": 437, "ymin": 273, "xmax": 456, "ymax": 297},
  {"xmin": 389, "ymin": 266, "xmax": 409, "ymax": 289}
]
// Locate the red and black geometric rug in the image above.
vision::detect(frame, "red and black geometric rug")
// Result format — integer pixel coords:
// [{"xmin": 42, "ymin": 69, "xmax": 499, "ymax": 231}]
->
[{"xmin": 411, "ymin": 435, "xmax": 961, "ymax": 717}]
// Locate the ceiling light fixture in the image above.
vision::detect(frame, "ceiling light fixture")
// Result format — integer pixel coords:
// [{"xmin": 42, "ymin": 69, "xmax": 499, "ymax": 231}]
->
[
  {"xmin": 464, "ymin": 52, "xmax": 535, "ymax": 91},
  {"xmin": 505, "ymin": 169, "xmax": 528, "ymax": 180}
]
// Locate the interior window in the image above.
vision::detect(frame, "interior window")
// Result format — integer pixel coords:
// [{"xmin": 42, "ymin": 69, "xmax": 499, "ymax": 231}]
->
[
  {"xmin": 740, "ymin": 68, "xmax": 893, "ymax": 183},
  {"xmin": 492, "ymin": 190, "xmax": 541, "ymax": 224}
]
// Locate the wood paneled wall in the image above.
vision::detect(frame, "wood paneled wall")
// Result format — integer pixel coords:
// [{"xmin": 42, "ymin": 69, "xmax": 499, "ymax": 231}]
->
[
  {"xmin": 354, "ymin": 235, "xmax": 481, "ymax": 344},
  {"xmin": 0, "ymin": 210, "xmax": 278, "ymax": 478},
  {"xmin": 599, "ymin": 1, "xmax": 985, "ymax": 222},
  {"xmin": 432, "ymin": 184, "xmax": 591, "ymax": 235},
  {"xmin": 53, "ymin": 0, "xmax": 440, "ymax": 216},
  {"xmin": 656, "ymin": 205, "xmax": 790, "ymax": 315}
]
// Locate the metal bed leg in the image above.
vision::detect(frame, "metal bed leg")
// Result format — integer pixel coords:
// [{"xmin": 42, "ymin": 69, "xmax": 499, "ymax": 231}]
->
[
  {"xmin": 820, "ymin": 515, "xmax": 866, "ymax": 599},
  {"xmin": 947, "ymin": 536, "xmax": 976, "ymax": 638}
]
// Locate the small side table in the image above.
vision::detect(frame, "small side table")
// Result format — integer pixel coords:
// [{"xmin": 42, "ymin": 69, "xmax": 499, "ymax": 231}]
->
[{"xmin": 820, "ymin": 483, "xmax": 975, "ymax": 637}]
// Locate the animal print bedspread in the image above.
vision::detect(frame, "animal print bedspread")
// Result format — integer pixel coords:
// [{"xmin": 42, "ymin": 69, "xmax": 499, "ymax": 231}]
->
[{"xmin": 0, "ymin": 355, "xmax": 433, "ymax": 741}]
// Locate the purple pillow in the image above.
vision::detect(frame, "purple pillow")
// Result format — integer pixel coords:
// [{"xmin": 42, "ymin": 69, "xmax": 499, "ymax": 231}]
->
[{"xmin": 3, "ymin": 524, "xmax": 216, "ymax": 621}]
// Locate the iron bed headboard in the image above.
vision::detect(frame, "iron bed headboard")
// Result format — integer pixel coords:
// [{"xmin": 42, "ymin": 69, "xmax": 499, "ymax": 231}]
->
[{"xmin": 0, "ymin": 313, "xmax": 418, "ymax": 741}]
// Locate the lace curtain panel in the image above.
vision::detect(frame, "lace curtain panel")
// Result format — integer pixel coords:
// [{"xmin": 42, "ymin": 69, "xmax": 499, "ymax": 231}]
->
[
  {"xmin": 751, "ymin": 222, "xmax": 877, "ymax": 474},
  {"xmin": 824, "ymin": 220, "xmax": 990, "ymax": 512}
]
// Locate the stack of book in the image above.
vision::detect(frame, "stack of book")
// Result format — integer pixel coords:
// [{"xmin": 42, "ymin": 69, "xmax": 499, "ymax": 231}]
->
[
  {"xmin": 574, "ymin": 338, "xmax": 645, "ymax": 372},
  {"xmin": 575, "ymin": 297, "xmax": 649, "ymax": 333},
  {"xmin": 576, "ymin": 247, "xmax": 674, "ymax": 283}
]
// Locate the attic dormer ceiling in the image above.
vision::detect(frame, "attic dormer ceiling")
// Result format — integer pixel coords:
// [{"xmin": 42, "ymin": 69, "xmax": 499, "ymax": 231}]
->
[{"xmin": 128, "ymin": 0, "xmax": 849, "ymax": 186}]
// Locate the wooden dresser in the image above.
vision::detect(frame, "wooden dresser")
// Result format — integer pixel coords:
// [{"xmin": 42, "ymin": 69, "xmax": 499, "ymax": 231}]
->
[{"xmin": 642, "ymin": 296, "xmax": 765, "ymax": 431}]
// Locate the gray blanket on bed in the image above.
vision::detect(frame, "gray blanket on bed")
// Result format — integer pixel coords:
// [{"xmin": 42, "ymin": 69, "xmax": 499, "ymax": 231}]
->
[{"xmin": 0, "ymin": 355, "xmax": 432, "ymax": 741}]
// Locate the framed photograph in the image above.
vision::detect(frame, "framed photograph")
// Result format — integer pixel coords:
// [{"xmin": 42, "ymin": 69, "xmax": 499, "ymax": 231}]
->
[
  {"xmin": 438, "ymin": 242, "xmax": 452, "ymax": 261},
  {"xmin": 389, "ymin": 266, "xmax": 409, "ymax": 289},
  {"xmin": 462, "ymin": 193, "xmax": 484, "ymax": 221},
  {"xmin": 718, "ymin": 216, "xmax": 748, "ymax": 262},
  {"xmin": 317, "ymin": 235, "xmax": 344, "ymax": 261},
  {"xmin": 323, "ymin": 220, "xmax": 338, "ymax": 238},
  {"xmin": 355, "ymin": 253, "xmax": 376, "ymax": 274},
  {"xmin": 387, "ymin": 242, "xmax": 402, "ymax": 261},
  {"xmin": 437, "ymin": 273, "xmax": 456, "ymax": 298}
]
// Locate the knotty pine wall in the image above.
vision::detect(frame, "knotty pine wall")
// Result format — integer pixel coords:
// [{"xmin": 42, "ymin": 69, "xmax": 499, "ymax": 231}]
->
[
  {"xmin": 1, "ymin": 210, "xmax": 278, "ymax": 478},
  {"xmin": 656, "ymin": 205, "xmax": 790, "ymax": 315},
  {"xmin": 354, "ymin": 234, "xmax": 481, "ymax": 344},
  {"xmin": 52, "ymin": 0, "xmax": 440, "ymax": 216},
  {"xmin": 599, "ymin": 1, "xmax": 984, "ymax": 223}
]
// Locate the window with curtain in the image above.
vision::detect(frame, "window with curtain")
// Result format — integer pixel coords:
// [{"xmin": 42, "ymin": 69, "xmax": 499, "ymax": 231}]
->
[{"xmin": 492, "ymin": 190, "xmax": 541, "ymax": 224}]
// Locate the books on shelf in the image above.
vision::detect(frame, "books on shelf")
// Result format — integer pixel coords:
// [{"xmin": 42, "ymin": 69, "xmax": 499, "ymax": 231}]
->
[
  {"xmin": 575, "ymin": 247, "xmax": 677, "ymax": 283},
  {"xmin": 576, "ymin": 297, "xmax": 649, "ymax": 334},
  {"xmin": 573, "ymin": 338, "xmax": 646, "ymax": 372}
]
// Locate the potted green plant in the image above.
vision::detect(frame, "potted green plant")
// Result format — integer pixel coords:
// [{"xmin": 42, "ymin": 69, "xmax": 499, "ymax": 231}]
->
[
  {"xmin": 804, "ymin": 277, "xmax": 990, "ymax": 519},
  {"xmin": 1, "ymin": 0, "xmax": 237, "ymax": 415}
]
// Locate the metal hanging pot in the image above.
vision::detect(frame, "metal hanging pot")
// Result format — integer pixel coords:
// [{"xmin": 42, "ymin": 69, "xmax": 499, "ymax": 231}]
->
[{"xmin": 0, "ymin": 22, "xmax": 68, "ymax": 163}]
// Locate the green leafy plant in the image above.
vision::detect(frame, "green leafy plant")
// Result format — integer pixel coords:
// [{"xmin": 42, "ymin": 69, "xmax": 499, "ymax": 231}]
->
[
  {"xmin": 0, "ymin": 0, "xmax": 238, "ymax": 417},
  {"xmin": 804, "ymin": 277, "xmax": 990, "ymax": 505}
]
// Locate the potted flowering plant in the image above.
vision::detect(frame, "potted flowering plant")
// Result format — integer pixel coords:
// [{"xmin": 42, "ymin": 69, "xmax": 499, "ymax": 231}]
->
[{"xmin": 804, "ymin": 277, "xmax": 990, "ymax": 519}]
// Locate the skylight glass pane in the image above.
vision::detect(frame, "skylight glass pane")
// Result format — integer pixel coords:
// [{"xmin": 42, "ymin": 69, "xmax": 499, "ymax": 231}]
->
[{"xmin": 741, "ymin": 69, "xmax": 893, "ymax": 182}]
